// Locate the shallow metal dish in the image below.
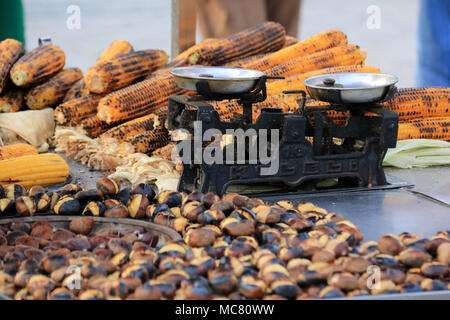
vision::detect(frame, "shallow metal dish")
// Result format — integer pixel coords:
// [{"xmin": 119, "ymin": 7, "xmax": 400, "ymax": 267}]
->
[
  {"xmin": 303, "ymin": 73, "xmax": 398, "ymax": 104},
  {"xmin": 170, "ymin": 66, "xmax": 265, "ymax": 94}
]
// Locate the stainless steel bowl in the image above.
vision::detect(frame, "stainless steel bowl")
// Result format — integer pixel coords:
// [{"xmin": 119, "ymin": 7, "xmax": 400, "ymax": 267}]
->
[
  {"xmin": 170, "ymin": 66, "xmax": 265, "ymax": 94},
  {"xmin": 303, "ymin": 73, "xmax": 398, "ymax": 104}
]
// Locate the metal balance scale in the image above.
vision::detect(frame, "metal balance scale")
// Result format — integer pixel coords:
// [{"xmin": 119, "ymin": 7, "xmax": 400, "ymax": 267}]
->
[{"xmin": 168, "ymin": 66, "xmax": 399, "ymax": 196}]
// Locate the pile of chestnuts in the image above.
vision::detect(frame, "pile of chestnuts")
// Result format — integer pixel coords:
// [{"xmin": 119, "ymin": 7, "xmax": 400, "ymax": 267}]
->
[{"xmin": 0, "ymin": 178, "xmax": 449, "ymax": 299}]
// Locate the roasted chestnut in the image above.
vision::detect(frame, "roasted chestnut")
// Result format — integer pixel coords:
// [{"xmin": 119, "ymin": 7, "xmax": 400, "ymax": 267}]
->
[
  {"xmin": 377, "ymin": 234, "xmax": 404, "ymax": 256},
  {"xmin": 328, "ymin": 272, "xmax": 358, "ymax": 291},
  {"xmin": 69, "ymin": 217, "xmax": 95, "ymax": 235},
  {"xmin": 127, "ymin": 194, "xmax": 149, "ymax": 219},
  {"xmin": 318, "ymin": 286, "xmax": 345, "ymax": 299},
  {"xmin": 420, "ymin": 278, "xmax": 447, "ymax": 291},
  {"xmin": 26, "ymin": 275, "xmax": 56, "ymax": 300},
  {"xmin": 238, "ymin": 275, "xmax": 266, "ymax": 299},
  {"xmin": 47, "ymin": 287, "xmax": 74, "ymax": 300},
  {"xmin": 60, "ymin": 184, "xmax": 82, "ymax": 196},
  {"xmin": 133, "ymin": 282, "xmax": 162, "ymax": 300},
  {"xmin": 0, "ymin": 198, "xmax": 14, "ymax": 215},
  {"xmin": 157, "ymin": 191, "xmax": 183, "ymax": 208},
  {"xmin": 5, "ymin": 184, "xmax": 26, "ymax": 200},
  {"xmin": 342, "ymin": 257, "xmax": 371, "ymax": 273},
  {"xmin": 53, "ymin": 197, "xmax": 81, "ymax": 215},
  {"xmin": 15, "ymin": 196, "xmax": 36, "ymax": 216},
  {"xmin": 82, "ymin": 201, "xmax": 106, "ymax": 217},
  {"xmin": 420, "ymin": 262, "xmax": 449, "ymax": 278},
  {"xmin": 271, "ymin": 279, "xmax": 298, "ymax": 299},
  {"xmin": 437, "ymin": 242, "xmax": 450, "ymax": 265},
  {"xmin": 201, "ymin": 192, "xmax": 221, "ymax": 209},
  {"xmin": 130, "ymin": 183, "xmax": 156, "ymax": 201},
  {"xmin": 184, "ymin": 227, "xmax": 217, "ymax": 248},
  {"xmin": 398, "ymin": 248, "xmax": 432, "ymax": 268},
  {"xmin": 96, "ymin": 178, "xmax": 120, "ymax": 197},
  {"xmin": 104, "ymin": 204, "xmax": 129, "ymax": 219},
  {"xmin": 40, "ymin": 254, "xmax": 69, "ymax": 273},
  {"xmin": 79, "ymin": 289, "xmax": 106, "ymax": 300}
]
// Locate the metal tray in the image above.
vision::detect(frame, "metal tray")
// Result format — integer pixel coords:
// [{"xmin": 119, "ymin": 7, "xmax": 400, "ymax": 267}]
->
[
  {"xmin": 0, "ymin": 216, "xmax": 181, "ymax": 300},
  {"xmin": 170, "ymin": 66, "xmax": 265, "ymax": 94}
]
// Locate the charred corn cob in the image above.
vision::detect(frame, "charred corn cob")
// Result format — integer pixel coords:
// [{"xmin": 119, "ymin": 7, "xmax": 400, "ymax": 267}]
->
[
  {"xmin": 223, "ymin": 53, "xmax": 270, "ymax": 68},
  {"xmin": 397, "ymin": 117, "xmax": 450, "ymax": 140},
  {"xmin": 25, "ymin": 68, "xmax": 83, "ymax": 110},
  {"xmin": 0, "ymin": 85, "xmax": 24, "ymax": 112},
  {"xmin": 383, "ymin": 87, "xmax": 450, "ymax": 121},
  {"xmin": 242, "ymin": 30, "xmax": 348, "ymax": 71},
  {"xmin": 208, "ymin": 94, "xmax": 302, "ymax": 121},
  {"xmin": 283, "ymin": 36, "xmax": 298, "ymax": 47},
  {"xmin": 188, "ymin": 21, "xmax": 286, "ymax": 66},
  {"xmin": 85, "ymin": 49, "xmax": 169, "ymax": 94},
  {"xmin": 10, "ymin": 44, "xmax": 65, "ymax": 87},
  {"xmin": 99, "ymin": 113, "xmax": 160, "ymax": 142},
  {"xmin": 266, "ymin": 45, "xmax": 365, "ymax": 77},
  {"xmin": 0, "ymin": 39, "xmax": 25, "ymax": 94},
  {"xmin": 119, "ymin": 128, "xmax": 170, "ymax": 155},
  {"xmin": 96, "ymin": 40, "xmax": 133, "ymax": 64},
  {"xmin": 267, "ymin": 65, "xmax": 381, "ymax": 95},
  {"xmin": 63, "ymin": 78, "xmax": 89, "ymax": 102},
  {"xmin": 162, "ymin": 38, "xmax": 218, "ymax": 71},
  {"xmin": 97, "ymin": 72, "xmax": 186, "ymax": 124},
  {"xmin": 54, "ymin": 94, "xmax": 104, "ymax": 125},
  {"xmin": 0, "ymin": 153, "xmax": 70, "ymax": 187},
  {"xmin": 0, "ymin": 143, "xmax": 38, "ymax": 160},
  {"xmin": 76, "ymin": 115, "xmax": 113, "ymax": 138}
]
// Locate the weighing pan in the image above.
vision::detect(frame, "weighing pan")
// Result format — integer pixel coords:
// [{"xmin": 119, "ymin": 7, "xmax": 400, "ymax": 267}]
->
[
  {"xmin": 304, "ymin": 72, "xmax": 398, "ymax": 104},
  {"xmin": 170, "ymin": 66, "xmax": 266, "ymax": 94}
]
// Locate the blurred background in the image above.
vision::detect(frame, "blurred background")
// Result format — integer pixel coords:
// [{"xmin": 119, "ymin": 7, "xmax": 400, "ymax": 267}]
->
[{"xmin": 12, "ymin": 0, "xmax": 420, "ymax": 86}]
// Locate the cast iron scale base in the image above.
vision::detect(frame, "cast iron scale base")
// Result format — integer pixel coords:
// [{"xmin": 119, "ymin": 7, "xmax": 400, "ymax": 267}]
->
[{"xmin": 168, "ymin": 76, "xmax": 399, "ymax": 196}]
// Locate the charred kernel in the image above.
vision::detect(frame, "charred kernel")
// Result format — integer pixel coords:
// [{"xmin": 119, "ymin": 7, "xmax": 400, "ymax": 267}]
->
[
  {"xmin": 377, "ymin": 234, "xmax": 404, "ymax": 255},
  {"xmin": 5, "ymin": 184, "xmax": 26, "ymax": 200},
  {"xmin": 53, "ymin": 197, "xmax": 80, "ymax": 215},
  {"xmin": 157, "ymin": 191, "xmax": 183, "ymax": 208},
  {"xmin": 74, "ymin": 189, "xmax": 103, "ymax": 203},
  {"xmin": 69, "ymin": 217, "xmax": 95, "ymax": 235},
  {"xmin": 82, "ymin": 201, "xmax": 106, "ymax": 217},
  {"xmin": 127, "ymin": 194, "xmax": 149, "ymax": 219},
  {"xmin": 60, "ymin": 184, "xmax": 82, "ymax": 196},
  {"xmin": 104, "ymin": 205, "xmax": 129, "ymax": 219},
  {"xmin": 15, "ymin": 196, "xmax": 36, "ymax": 216},
  {"xmin": 96, "ymin": 178, "xmax": 120, "ymax": 197},
  {"xmin": 130, "ymin": 183, "xmax": 155, "ymax": 201}
]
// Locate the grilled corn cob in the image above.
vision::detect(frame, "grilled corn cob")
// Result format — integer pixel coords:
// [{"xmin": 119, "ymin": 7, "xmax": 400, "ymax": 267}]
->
[
  {"xmin": 76, "ymin": 115, "xmax": 113, "ymax": 138},
  {"xmin": 54, "ymin": 94, "xmax": 104, "ymax": 125},
  {"xmin": 242, "ymin": 30, "xmax": 348, "ymax": 72},
  {"xmin": 162, "ymin": 38, "xmax": 217, "ymax": 71},
  {"xmin": 0, "ymin": 39, "xmax": 25, "ymax": 94},
  {"xmin": 267, "ymin": 65, "xmax": 381, "ymax": 95},
  {"xmin": 10, "ymin": 44, "xmax": 65, "ymax": 87},
  {"xmin": 383, "ymin": 87, "xmax": 450, "ymax": 121},
  {"xmin": 208, "ymin": 94, "xmax": 302, "ymax": 121},
  {"xmin": 0, "ymin": 153, "xmax": 70, "ymax": 187},
  {"xmin": 96, "ymin": 40, "xmax": 133, "ymax": 64},
  {"xmin": 63, "ymin": 79, "xmax": 89, "ymax": 102},
  {"xmin": 266, "ymin": 45, "xmax": 365, "ymax": 77},
  {"xmin": 85, "ymin": 49, "xmax": 169, "ymax": 94},
  {"xmin": 99, "ymin": 113, "xmax": 160, "ymax": 142},
  {"xmin": 397, "ymin": 117, "xmax": 450, "ymax": 140},
  {"xmin": 25, "ymin": 68, "xmax": 83, "ymax": 110},
  {"xmin": 223, "ymin": 54, "xmax": 270, "ymax": 68},
  {"xmin": 0, "ymin": 85, "xmax": 24, "ymax": 112},
  {"xmin": 188, "ymin": 21, "xmax": 286, "ymax": 66},
  {"xmin": 0, "ymin": 143, "xmax": 38, "ymax": 160},
  {"xmin": 97, "ymin": 72, "xmax": 186, "ymax": 124},
  {"xmin": 119, "ymin": 128, "xmax": 170, "ymax": 155},
  {"xmin": 283, "ymin": 36, "xmax": 298, "ymax": 47}
]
